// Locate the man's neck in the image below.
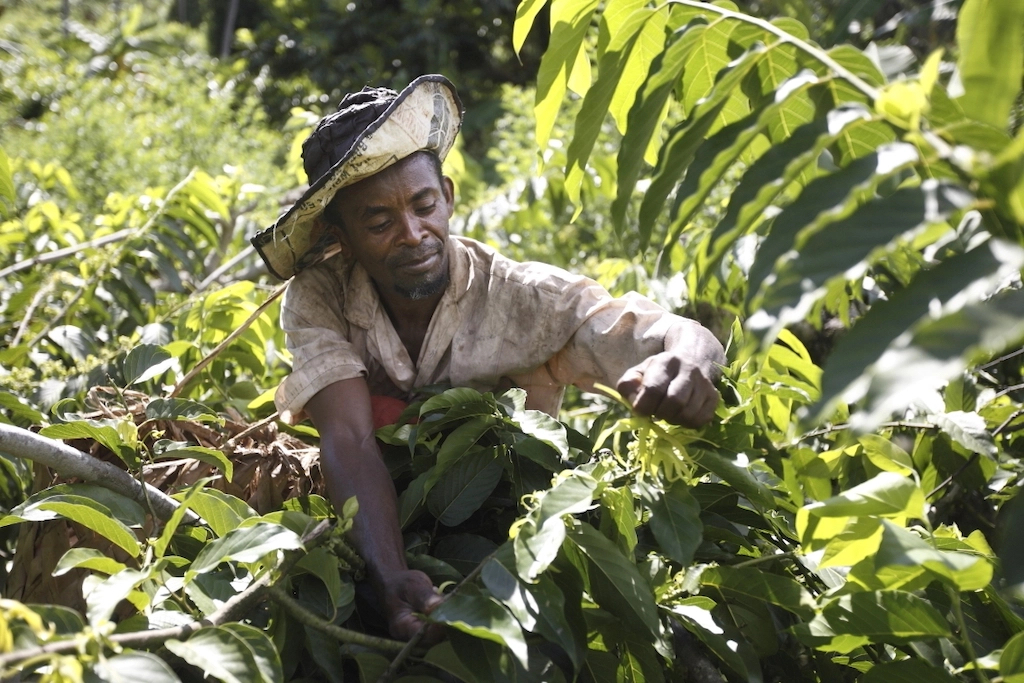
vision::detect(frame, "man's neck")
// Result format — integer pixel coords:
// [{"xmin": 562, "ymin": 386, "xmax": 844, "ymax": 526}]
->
[{"xmin": 377, "ymin": 287, "xmax": 445, "ymax": 365}]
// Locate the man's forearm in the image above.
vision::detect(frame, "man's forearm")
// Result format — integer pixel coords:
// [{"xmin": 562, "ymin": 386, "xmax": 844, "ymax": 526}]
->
[{"xmin": 319, "ymin": 434, "xmax": 408, "ymax": 588}]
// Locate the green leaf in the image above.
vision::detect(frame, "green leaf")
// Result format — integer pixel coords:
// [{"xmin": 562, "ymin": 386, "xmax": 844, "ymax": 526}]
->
[
  {"xmin": 802, "ymin": 472, "xmax": 923, "ymax": 519},
  {"xmin": 566, "ymin": 523, "xmax": 660, "ymax": 638},
  {"xmin": 427, "ymin": 450, "xmax": 504, "ymax": 526},
  {"xmin": 693, "ymin": 450, "xmax": 775, "ymax": 511},
  {"xmin": 564, "ymin": 6, "xmax": 665, "ymax": 212},
  {"xmin": 154, "ymin": 479, "xmax": 211, "ymax": 559},
  {"xmin": 425, "ymin": 417, "xmax": 497, "ymax": 491},
  {"xmin": 663, "ymin": 72, "xmax": 821, "ymax": 252},
  {"xmin": 875, "ymin": 520, "xmax": 993, "ymax": 591},
  {"xmin": 745, "ymin": 143, "xmax": 902, "ymax": 306},
  {"xmin": 679, "ymin": 11, "xmax": 738, "ymax": 116},
  {"xmin": 639, "ymin": 480, "xmax": 703, "ymax": 566},
  {"xmin": 123, "ymin": 344, "xmax": 175, "ymax": 386},
  {"xmin": 928, "ymin": 410, "xmax": 997, "ymax": 459},
  {"xmin": 859, "ymin": 286, "xmax": 1024, "ymax": 426},
  {"xmin": 810, "ymin": 590, "xmax": 951, "ymax": 651},
  {"xmin": 87, "ymin": 567, "xmax": 151, "ymax": 625},
  {"xmin": 398, "ymin": 471, "xmax": 429, "ymax": 529},
  {"xmin": 88, "ymin": 651, "xmax": 182, "ymax": 683},
  {"xmin": 514, "ymin": 472, "xmax": 597, "ymax": 580},
  {"xmin": 2, "ymin": 493, "xmax": 142, "ymax": 558},
  {"xmin": 699, "ymin": 565, "xmax": 815, "ymax": 618},
  {"xmin": 186, "ymin": 522, "xmax": 302, "ymax": 579},
  {"xmin": 296, "ymin": 548, "xmax": 349, "ymax": 608},
  {"xmin": 600, "ymin": 485, "xmax": 638, "ymax": 554},
  {"xmin": 28, "ymin": 604, "xmax": 85, "ymax": 635},
  {"xmin": 612, "ymin": 18, "xmax": 705, "ymax": 234},
  {"xmin": 53, "ymin": 548, "xmax": 127, "ymax": 577},
  {"xmin": 1001, "ymin": 631, "xmax": 1024, "ymax": 682},
  {"xmin": 860, "ymin": 659, "xmax": 959, "ymax": 683},
  {"xmin": 155, "ymin": 441, "xmax": 234, "ymax": 481},
  {"xmin": 760, "ymin": 180, "xmax": 974, "ymax": 326},
  {"xmin": 40, "ymin": 420, "xmax": 140, "ymax": 469},
  {"xmin": 0, "ymin": 390, "xmax": 45, "ymax": 425},
  {"xmin": 669, "ymin": 601, "xmax": 764, "ymax": 683},
  {"xmin": 513, "ymin": 0, "xmax": 550, "ymax": 54},
  {"xmin": 955, "ymin": 0, "xmax": 1024, "ymax": 128},
  {"xmin": 817, "ymin": 241, "xmax": 1024, "ymax": 414},
  {"xmin": 639, "ymin": 42, "xmax": 766, "ymax": 249},
  {"xmin": 533, "ymin": 0, "xmax": 602, "ymax": 152},
  {"xmin": 483, "ymin": 550, "xmax": 583, "ymax": 670},
  {"xmin": 166, "ymin": 624, "xmax": 282, "ymax": 683},
  {"xmin": 431, "ymin": 584, "xmax": 529, "ymax": 669},
  {"xmin": 424, "ymin": 641, "xmax": 480, "ymax": 683},
  {"xmin": 184, "ymin": 488, "xmax": 255, "ymax": 538},
  {"xmin": 513, "ymin": 409, "xmax": 568, "ymax": 459},
  {"xmin": 146, "ymin": 397, "xmax": 221, "ymax": 423},
  {"xmin": 0, "ymin": 145, "xmax": 15, "ymax": 213},
  {"xmin": 353, "ymin": 652, "xmax": 389, "ymax": 683}
]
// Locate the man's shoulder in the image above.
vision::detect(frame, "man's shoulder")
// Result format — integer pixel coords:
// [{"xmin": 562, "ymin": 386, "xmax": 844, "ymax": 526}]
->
[{"xmin": 283, "ymin": 254, "xmax": 350, "ymax": 311}]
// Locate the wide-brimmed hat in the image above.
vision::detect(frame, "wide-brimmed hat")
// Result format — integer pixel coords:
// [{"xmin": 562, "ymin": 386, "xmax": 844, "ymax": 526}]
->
[{"xmin": 251, "ymin": 74, "xmax": 463, "ymax": 280}]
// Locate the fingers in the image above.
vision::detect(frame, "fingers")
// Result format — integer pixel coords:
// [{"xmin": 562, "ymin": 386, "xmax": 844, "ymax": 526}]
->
[
  {"xmin": 618, "ymin": 353, "xmax": 720, "ymax": 427},
  {"xmin": 384, "ymin": 570, "xmax": 446, "ymax": 643}
]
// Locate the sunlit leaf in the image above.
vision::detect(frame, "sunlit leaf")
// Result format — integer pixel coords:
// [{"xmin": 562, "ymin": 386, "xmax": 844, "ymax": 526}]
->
[
  {"xmin": 955, "ymin": 0, "xmax": 1024, "ymax": 128},
  {"xmin": 166, "ymin": 624, "xmax": 282, "ymax": 683},
  {"xmin": 431, "ymin": 584, "xmax": 529, "ymax": 669},
  {"xmin": 89, "ymin": 651, "xmax": 182, "ymax": 683},
  {"xmin": 699, "ymin": 565, "xmax": 815, "ymax": 618},
  {"xmin": 639, "ymin": 480, "xmax": 702, "ymax": 566},
  {"xmin": 186, "ymin": 522, "xmax": 302, "ymax": 579}
]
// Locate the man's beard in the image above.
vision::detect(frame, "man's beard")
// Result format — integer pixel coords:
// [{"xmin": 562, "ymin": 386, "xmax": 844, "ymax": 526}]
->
[{"xmin": 387, "ymin": 241, "xmax": 448, "ymax": 300}]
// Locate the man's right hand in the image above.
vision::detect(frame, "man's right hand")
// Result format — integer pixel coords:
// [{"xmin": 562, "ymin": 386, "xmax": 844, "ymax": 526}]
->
[{"xmin": 380, "ymin": 568, "xmax": 445, "ymax": 642}]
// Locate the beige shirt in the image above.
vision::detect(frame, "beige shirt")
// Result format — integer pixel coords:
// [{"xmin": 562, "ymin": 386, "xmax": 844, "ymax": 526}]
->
[{"xmin": 276, "ymin": 236, "xmax": 698, "ymax": 423}]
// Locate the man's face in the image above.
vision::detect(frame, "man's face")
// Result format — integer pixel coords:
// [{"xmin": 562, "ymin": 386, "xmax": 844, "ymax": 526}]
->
[{"xmin": 331, "ymin": 153, "xmax": 454, "ymax": 300}]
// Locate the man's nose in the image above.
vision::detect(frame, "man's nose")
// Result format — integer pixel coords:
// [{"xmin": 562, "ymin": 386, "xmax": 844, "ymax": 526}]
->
[{"xmin": 395, "ymin": 212, "xmax": 428, "ymax": 245}]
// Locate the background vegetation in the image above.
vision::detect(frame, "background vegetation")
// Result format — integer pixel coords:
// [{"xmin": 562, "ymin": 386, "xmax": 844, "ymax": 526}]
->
[{"xmin": 1, "ymin": 0, "xmax": 1023, "ymax": 681}]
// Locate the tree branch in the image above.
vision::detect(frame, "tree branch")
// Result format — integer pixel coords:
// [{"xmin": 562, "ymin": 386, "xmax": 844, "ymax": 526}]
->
[{"xmin": 0, "ymin": 423, "xmax": 195, "ymax": 525}]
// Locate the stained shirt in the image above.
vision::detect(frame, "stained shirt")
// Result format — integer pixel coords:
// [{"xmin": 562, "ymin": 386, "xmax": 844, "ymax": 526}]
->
[{"xmin": 275, "ymin": 236, "xmax": 701, "ymax": 423}]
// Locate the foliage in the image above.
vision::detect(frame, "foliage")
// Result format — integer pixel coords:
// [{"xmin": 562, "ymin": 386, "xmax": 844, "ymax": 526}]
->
[{"xmin": 0, "ymin": 0, "xmax": 1023, "ymax": 682}]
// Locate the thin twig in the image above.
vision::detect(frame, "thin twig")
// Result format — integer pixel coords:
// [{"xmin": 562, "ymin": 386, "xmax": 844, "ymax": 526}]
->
[
  {"xmin": 196, "ymin": 244, "xmax": 256, "ymax": 293},
  {"xmin": 171, "ymin": 282, "xmax": 288, "ymax": 397},
  {"xmin": 11, "ymin": 276, "xmax": 56, "ymax": 347},
  {"xmin": 731, "ymin": 551, "xmax": 797, "ymax": 569},
  {"xmin": 0, "ymin": 228, "xmax": 134, "ymax": 279},
  {"xmin": 0, "ymin": 520, "xmax": 334, "ymax": 671},
  {"xmin": 927, "ymin": 453, "xmax": 980, "ymax": 499},
  {"xmin": 225, "ymin": 411, "xmax": 280, "ymax": 449},
  {"xmin": 267, "ymin": 585, "xmax": 406, "ymax": 653},
  {"xmin": 980, "ymin": 347, "xmax": 1024, "ymax": 370}
]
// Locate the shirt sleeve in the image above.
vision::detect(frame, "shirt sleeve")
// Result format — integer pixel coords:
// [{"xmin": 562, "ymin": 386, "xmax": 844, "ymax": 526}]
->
[
  {"xmin": 545, "ymin": 285, "xmax": 698, "ymax": 393},
  {"xmin": 275, "ymin": 270, "xmax": 367, "ymax": 423}
]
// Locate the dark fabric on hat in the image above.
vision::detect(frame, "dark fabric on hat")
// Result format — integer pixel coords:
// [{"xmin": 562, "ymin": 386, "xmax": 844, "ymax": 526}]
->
[{"xmin": 301, "ymin": 86, "xmax": 398, "ymax": 184}]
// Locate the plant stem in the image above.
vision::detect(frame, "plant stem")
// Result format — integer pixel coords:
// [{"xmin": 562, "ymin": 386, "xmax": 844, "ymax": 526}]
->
[
  {"xmin": 731, "ymin": 551, "xmax": 796, "ymax": 569},
  {"xmin": 170, "ymin": 281, "xmax": 288, "ymax": 397},
  {"xmin": 267, "ymin": 584, "xmax": 405, "ymax": 653}
]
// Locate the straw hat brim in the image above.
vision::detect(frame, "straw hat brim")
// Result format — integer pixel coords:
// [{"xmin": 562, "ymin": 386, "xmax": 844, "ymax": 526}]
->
[{"xmin": 251, "ymin": 75, "xmax": 463, "ymax": 280}]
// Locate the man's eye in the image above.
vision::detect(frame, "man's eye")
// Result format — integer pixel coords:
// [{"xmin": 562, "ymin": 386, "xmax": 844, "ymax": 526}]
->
[
  {"xmin": 416, "ymin": 203, "xmax": 436, "ymax": 214},
  {"xmin": 368, "ymin": 222, "xmax": 388, "ymax": 233}
]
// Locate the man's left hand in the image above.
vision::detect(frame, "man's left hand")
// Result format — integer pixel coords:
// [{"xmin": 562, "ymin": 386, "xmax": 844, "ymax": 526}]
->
[{"xmin": 617, "ymin": 351, "xmax": 720, "ymax": 427}]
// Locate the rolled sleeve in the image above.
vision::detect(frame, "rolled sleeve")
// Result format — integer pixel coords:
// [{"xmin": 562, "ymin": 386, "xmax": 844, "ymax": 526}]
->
[{"xmin": 275, "ymin": 274, "xmax": 366, "ymax": 423}]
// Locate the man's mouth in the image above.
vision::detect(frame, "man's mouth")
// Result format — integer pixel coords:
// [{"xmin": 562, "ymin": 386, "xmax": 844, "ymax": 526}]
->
[{"xmin": 390, "ymin": 243, "xmax": 443, "ymax": 272}]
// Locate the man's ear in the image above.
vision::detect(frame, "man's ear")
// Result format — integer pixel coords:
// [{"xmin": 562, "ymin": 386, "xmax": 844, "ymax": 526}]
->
[
  {"xmin": 318, "ymin": 217, "xmax": 349, "ymax": 252},
  {"xmin": 441, "ymin": 175, "xmax": 455, "ymax": 218}
]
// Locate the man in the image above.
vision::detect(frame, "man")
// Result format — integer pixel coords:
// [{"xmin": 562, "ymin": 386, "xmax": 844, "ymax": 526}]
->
[{"xmin": 251, "ymin": 75, "xmax": 725, "ymax": 641}]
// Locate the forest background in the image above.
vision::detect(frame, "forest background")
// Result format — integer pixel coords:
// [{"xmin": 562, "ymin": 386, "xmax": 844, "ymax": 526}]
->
[{"xmin": 1, "ymin": 0, "xmax": 1024, "ymax": 682}]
